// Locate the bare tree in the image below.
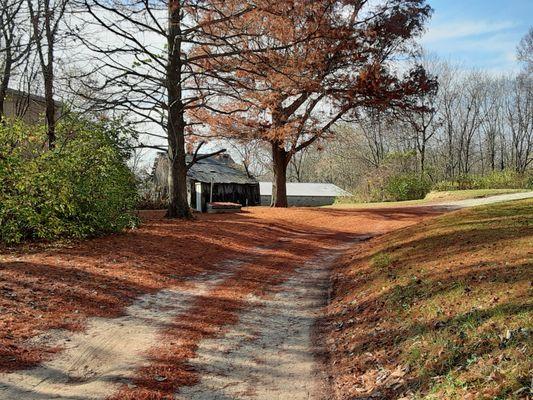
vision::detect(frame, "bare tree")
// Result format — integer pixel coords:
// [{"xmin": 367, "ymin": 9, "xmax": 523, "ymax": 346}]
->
[
  {"xmin": 505, "ymin": 75, "xmax": 532, "ymax": 172},
  {"xmin": 517, "ymin": 27, "xmax": 532, "ymax": 75},
  {"xmin": 357, "ymin": 109, "xmax": 394, "ymax": 169},
  {"xmin": 396, "ymin": 57, "xmax": 441, "ymax": 172},
  {"xmin": 480, "ymin": 77, "xmax": 505, "ymax": 172},
  {"xmin": 27, "ymin": 0, "xmax": 70, "ymax": 148},
  {"xmin": 76, "ymin": 0, "xmax": 262, "ymax": 218},
  {"xmin": 225, "ymin": 138, "xmax": 267, "ymax": 179},
  {"xmin": 288, "ymin": 146, "xmax": 312, "ymax": 183},
  {"xmin": 436, "ymin": 67, "xmax": 488, "ymax": 177},
  {"xmin": 0, "ymin": 0, "xmax": 32, "ymax": 118}
]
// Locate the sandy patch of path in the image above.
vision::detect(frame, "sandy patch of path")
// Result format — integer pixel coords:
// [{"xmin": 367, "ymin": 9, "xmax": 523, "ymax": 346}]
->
[
  {"xmin": 434, "ymin": 190, "xmax": 533, "ymax": 209},
  {"xmin": 175, "ymin": 241, "xmax": 363, "ymax": 400},
  {"xmin": 0, "ymin": 260, "xmax": 245, "ymax": 400}
]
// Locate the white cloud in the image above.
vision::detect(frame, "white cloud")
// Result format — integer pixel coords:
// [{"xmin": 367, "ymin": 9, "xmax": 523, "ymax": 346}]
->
[
  {"xmin": 423, "ymin": 20, "xmax": 517, "ymax": 43},
  {"xmin": 431, "ymin": 32, "xmax": 516, "ymax": 54},
  {"xmin": 419, "ymin": 18, "xmax": 523, "ymax": 74}
]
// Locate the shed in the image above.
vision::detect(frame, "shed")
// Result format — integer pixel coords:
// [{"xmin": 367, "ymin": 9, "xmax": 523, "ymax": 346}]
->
[
  {"xmin": 188, "ymin": 154, "xmax": 260, "ymax": 212},
  {"xmin": 259, "ymin": 182, "xmax": 351, "ymax": 206},
  {"xmin": 152, "ymin": 153, "xmax": 260, "ymax": 212}
]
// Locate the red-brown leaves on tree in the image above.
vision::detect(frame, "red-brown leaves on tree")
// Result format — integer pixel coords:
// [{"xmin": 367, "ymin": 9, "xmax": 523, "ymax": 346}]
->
[{"xmin": 196, "ymin": 0, "xmax": 436, "ymax": 206}]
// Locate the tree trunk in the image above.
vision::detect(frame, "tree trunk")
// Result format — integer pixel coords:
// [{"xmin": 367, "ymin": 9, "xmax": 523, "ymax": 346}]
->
[
  {"xmin": 165, "ymin": 0, "xmax": 192, "ymax": 219},
  {"xmin": 44, "ymin": 64, "xmax": 56, "ymax": 148},
  {"xmin": 0, "ymin": 85, "xmax": 7, "ymax": 122},
  {"xmin": 419, "ymin": 139, "xmax": 426, "ymax": 172},
  {"xmin": 271, "ymin": 141, "xmax": 290, "ymax": 208},
  {"xmin": 166, "ymin": 86, "xmax": 190, "ymax": 218},
  {"xmin": 43, "ymin": 2, "xmax": 57, "ymax": 150},
  {"xmin": 0, "ymin": 52, "xmax": 12, "ymax": 120},
  {"xmin": 489, "ymin": 136, "xmax": 496, "ymax": 171},
  {"xmin": 166, "ymin": 150, "xmax": 191, "ymax": 218}
]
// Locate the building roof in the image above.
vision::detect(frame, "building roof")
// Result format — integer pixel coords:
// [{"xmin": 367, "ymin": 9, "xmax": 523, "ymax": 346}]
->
[
  {"xmin": 187, "ymin": 154, "xmax": 258, "ymax": 185},
  {"xmin": 6, "ymin": 88, "xmax": 62, "ymax": 107},
  {"xmin": 259, "ymin": 182, "xmax": 351, "ymax": 197}
]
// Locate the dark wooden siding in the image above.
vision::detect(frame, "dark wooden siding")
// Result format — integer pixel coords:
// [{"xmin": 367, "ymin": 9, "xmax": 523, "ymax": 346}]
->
[{"xmin": 191, "ymin": 181, "xmax": 260, "ymax": 212}]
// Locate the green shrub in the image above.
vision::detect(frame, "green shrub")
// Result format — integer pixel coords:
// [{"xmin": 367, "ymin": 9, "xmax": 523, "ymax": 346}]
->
[
  {"xmin": 433, "ymin": 170, "xmax": 532, "ymax": 191},
  {"xmin": 355, "ymin": 171, "xmax": 431, "ymax": 202},
  {"xmin": 384, "ymin": 173, "xmax": 432, "ymax": 201},
  {"xmin": 353, "ymin": 151, "xmax": 431, "ymax": 202},
  {"xmin": 478, "ymin": 170, "xmax": 531, "ymax": 189},
  {"xmin": 0, "ymin": 117, "xmax": 138, "ymax": 244}
]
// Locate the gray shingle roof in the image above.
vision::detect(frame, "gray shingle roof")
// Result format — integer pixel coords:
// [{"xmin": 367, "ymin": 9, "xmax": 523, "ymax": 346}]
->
[
  {"xmin": 259, "ymin": 182, "xmax": 351, "ymax": 197},
  {"xmin": 187, "ymin": 155, "xmax": 257, "ymax": 184}
]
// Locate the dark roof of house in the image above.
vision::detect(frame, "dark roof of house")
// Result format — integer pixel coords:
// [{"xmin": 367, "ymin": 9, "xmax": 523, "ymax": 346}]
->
[
  {"xmin": 187, "ymin": 154, "xmax": 257, "ymax": 185},
  {"xmin": 6, "ymin": 88, "xmax": 62, "ymax": 107}
]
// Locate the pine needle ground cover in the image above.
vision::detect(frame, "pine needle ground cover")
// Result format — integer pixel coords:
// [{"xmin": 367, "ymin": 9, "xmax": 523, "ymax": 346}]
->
[{"xmin": 0, "ymin": 206, "xmax": 437, "ymax": 380}]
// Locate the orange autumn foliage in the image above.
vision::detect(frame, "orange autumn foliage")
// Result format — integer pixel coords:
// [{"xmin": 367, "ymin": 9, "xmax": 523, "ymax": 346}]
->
[{"xmin": 193, "ymin": 0, "xmax": 437, "ymax": 206}]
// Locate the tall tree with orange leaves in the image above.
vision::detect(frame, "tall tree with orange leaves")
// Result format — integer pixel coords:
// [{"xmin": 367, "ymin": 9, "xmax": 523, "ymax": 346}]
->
[{"xmin": 198, "ymin": 0, "xmax": 437, "ymax": 206}]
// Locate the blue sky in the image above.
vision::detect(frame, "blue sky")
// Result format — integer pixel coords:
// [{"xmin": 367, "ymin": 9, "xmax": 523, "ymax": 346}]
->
[{"xmin": 421, "ymin": 0, "xmax": 532, "ymax": 73}]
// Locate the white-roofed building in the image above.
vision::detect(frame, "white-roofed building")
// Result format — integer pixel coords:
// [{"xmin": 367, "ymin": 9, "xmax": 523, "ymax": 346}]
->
[{"xmin": 259, "ymin": 182, "xmax": 351, "ymax": 207}]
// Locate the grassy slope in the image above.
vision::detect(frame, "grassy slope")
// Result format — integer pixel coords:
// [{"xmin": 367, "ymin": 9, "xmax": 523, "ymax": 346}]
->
[
  {"xmin": 324, "ymin": 199, "xmax": 532, "ymax": 400},
  {"xmin": 330, "ymin": 189, "xmax": 528, "ymax": 209}
]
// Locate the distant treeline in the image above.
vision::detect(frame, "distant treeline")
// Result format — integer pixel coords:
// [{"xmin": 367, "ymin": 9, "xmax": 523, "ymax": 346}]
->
[{"xmin": 254, "ymin": 60, "xmax": 533, "ymax": 201}]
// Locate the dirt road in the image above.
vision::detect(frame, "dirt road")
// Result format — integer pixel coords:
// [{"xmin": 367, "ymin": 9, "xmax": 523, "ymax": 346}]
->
[
  {"xmin": 0, "ymin": 207, "xmax": 442, "ymax": 399},
  {"xmin": 0, "ymin": 239, "xmax": 357, "ymax": 400},
  {"xmin": 433, "ymin": 190, "xmax": 533, "ymax": 208},
  {"xmin": 0, "ymin": 260, "xmax": 247, "ymax": 400},
  {"xmin": 175, "ymin": 242, "xmax": 365, "ymax": 400}
]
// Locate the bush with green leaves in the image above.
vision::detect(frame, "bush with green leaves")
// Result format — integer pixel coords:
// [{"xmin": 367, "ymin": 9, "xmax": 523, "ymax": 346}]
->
[
  {"xmin": 433, "ymin": 170, "xmax": 532, "ymax": 191},
  {"xmin": 355, "ymin": 172, "xmax": 432, "ymax": 202},
  {"xmin": 0, "ymin": 117, "xmax": 138, "ymax": 244},
  {"xmin": 354, "ymin": 151, "xmax": 431, "ymax": 202},
  {"xmin": 383, "ymin": 172, "xmax": 432, "ymax": 201}
]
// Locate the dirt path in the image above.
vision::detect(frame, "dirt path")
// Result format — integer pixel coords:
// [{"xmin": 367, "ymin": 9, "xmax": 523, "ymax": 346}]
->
[
  {"xmin": 434, "ymin": 190, "xmax": 533, "ymax": 208},
  {"xmin": 0, "ymin": 259, "xmax": 247, "ymax": 400},
  {"xmin": 175, "ymin": 242, "xmax": 359, "ymax": 400},
  {"xmin": 0, "ymin": 239, "xmax": 356, "ymax": 400},
  {"xmin": 0, "ymin": 207, "xmax": 443, "ymax": 400}
]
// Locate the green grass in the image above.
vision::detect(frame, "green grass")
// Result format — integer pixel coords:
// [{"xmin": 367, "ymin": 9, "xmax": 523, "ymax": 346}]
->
[
  {"xmin": 329, "ymin": 199, "xmax": 533, "ymax": 399},
  {"xmin": 371, "ymin": 252, "xmax": 394, "ymax": 269},
  {"xmin": 329, "ymin": 189, "xmax": 529, "ymax": 209}
]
